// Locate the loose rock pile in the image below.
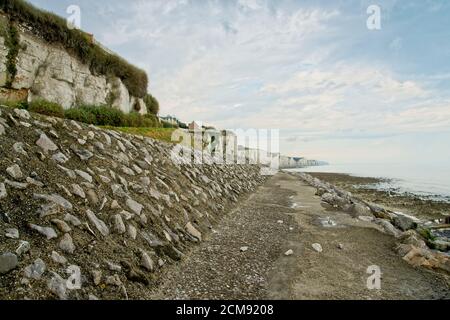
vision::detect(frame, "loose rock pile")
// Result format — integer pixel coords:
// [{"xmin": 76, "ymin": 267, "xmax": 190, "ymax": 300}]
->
[
  {"xmin": 0, "ymin": 105, "xmax": 266, "ymax": 299},
  {"xmin": 295, "ymin": 172, "xmax": 450, "ymax": 274}
]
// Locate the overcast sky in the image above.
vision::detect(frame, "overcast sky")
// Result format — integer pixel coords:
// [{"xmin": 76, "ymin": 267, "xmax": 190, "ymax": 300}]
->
[{"xmin": 28, "ymin": 0, "xmax": 450, "ymax": 164}]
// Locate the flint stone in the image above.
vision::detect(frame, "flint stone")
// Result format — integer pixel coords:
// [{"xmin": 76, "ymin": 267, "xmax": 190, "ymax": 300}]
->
[
  {"xmin": 70, "ymin": 144, "xmax": 93, "ymax": 161},
  {"xmin": 29, "ymin": 224, "xmax": 58, "ymax": 239},
  {"xmin": 126, "ymin": 198, "xmax": 143, "ymax": 215},
  {"xmin": 86, "ymin": 210, "xmax": 109, "ymax": 236},
  {"xmin": 112, "ymin": 214, "xmax": 126, "ymax": 234},
  {"xmin": 34, "ymin": 193, "xmax": 73, "ymax": 211},
  {"xmin": 185, "ymin": 222, "xmax": 202, "ymax": 241},
  {"xmin": 0, "ymin": 252, "xmax": 18, "ymax": 274},
  {"xmin": 36, "ymin": 134, "xmax": 58, "ymax": 153},
  {"xmin": 64, "ymin": 213, "xmax": 82, "ymax": 227},
  {"xmin": 0, "ymin": 183, "xmax": 7, "ymax": 199},
  {"xmin": 51, "ymin": 251, "xmax": 67, "ymax": 264},
  {"xmin": 52, "ymin": 152, "xmax": 69, "ymax": 164},
  {"xmin": 75, "ymin": 170, "xmax": 93, "ymax": 183},
  {"xmin": 140, "ymin": 251, "xmax": 154, "ymax": 272},
  {"xmin": 59, "ymin": 233, "xmax": 75, "ymax": 254},
  {"xmin": 5, "ymin": 228, "xmax": 19, "ymax": 239},
  {"xmin": 13, "ymin": 142, "xmax": 28, "ymax": 156}
]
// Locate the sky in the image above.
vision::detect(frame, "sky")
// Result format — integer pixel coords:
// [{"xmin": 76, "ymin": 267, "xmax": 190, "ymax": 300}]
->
[{"xmin": 27, "ymin": 0, "xmax": 450, "ymax": 164}]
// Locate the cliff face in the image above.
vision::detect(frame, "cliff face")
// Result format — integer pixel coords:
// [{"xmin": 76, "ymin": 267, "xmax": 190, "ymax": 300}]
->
[
  {"xmin": 0, "ymin": 105, "xmax": 266, "ymax": 299},
  {"xmin": 0, "ymin": 15, "xmax": 146, "ymax": 114}
]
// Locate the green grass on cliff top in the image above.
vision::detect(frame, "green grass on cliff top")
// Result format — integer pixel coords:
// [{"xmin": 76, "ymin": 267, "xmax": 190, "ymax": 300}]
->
[{"xmin": 101, "ymin": 126, "xmax": 177, "ymax": 144}]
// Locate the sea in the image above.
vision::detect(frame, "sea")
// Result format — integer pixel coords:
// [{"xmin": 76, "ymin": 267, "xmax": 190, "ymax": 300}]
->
[{"xmin": 289, "ymin": 163, "xmax": 450, "ymax": 203}]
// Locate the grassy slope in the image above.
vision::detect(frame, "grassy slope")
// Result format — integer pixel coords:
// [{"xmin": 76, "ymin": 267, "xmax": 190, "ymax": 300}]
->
[{"xmin": 101, "ymin": 126, "xmax": 177, "ymax": 144}]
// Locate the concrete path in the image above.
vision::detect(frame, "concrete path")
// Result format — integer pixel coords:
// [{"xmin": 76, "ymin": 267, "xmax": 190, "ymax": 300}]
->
[{"xmin": 151, "ymin": 172, "xmax": 450, "ymax": 300}]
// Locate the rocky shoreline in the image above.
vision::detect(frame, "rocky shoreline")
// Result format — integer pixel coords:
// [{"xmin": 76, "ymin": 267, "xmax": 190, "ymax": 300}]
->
[
  {"xmin": 0, "ymin": 105, "xmax": 267, "ymax": 300},
  {"xmin": 292, "ymin": 172, "xmax": 450, "ymax": 275}
]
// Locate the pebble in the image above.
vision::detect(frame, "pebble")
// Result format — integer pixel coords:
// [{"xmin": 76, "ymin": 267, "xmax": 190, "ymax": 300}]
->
[
  {"xmin": 0, "ymin": 252, "xmax": 18, "ymax": 274},
  {"xmin": 284, "ymin": 249, "xmax": 294, "ymax": 256},
  {"xmin": 0, "ymin": 123, "xmax": 5, "ymax": 135},
  {"xmin": 29, "ymin": 224, "xmax": 58, "ymax": 240},
  {"xmin": 240, "ymin": 246, "xmax": 249, "ymax": 252},
  {"xmin": 312, "ymin": 243, "xmax": 323, "ymax": 253},
  {"xmin": 59, "ymin": 233, "xmax": 76, "ymax": 254},
  {"xmin": 24, "ymin": 258, "xmax": 46, "ymax": 280},
  {"xmin": 337, "ymin": 243, "xmax": 344, "ymax": 250},
  {"xmin": 277, "ymin": 220, "xmax": 284, "ymax": 224}
]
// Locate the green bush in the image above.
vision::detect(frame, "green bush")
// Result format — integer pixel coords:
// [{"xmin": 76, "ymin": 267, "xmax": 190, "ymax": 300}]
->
[
  {"xmin": 144, "ymin": 94, "xmax": 160, "ymax": 115},
  {"xmin": 28, "ymin": 99, "xmax": 64, "ymax": 117},
  {"xmin": 84, "ymin": 105, "xmax": 124, "ymax": 126},
  {"xmin": 64, "ymin": 108, "xmax": 96, "ymax": 124},
  {"xmin": 64, "ymin": 105, "xmax": 161, "ymax": 128},
  {"xmin": 0, "ymin": 0, "xmax": 148, "ymax": 97}
]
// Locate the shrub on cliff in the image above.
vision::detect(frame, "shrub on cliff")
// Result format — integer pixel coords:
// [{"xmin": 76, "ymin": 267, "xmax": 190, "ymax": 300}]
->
[
  {"xmin": 64, "ymin": 107, "xmax": 96, "ymax": 124},
  {"xmin": 76, "ymin": 105, "xmax": 124, "ymax": 127},
  {"xmin": 144, "ymin": 94, "xmax": 160, "ymax": 115},
  {"xmin": 28, "ymin": 99, "xmax": 64, "ymax": 118},
  {"xmin": 0, "ymin": 0, "xmax": 148, "ymax": 98}
]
